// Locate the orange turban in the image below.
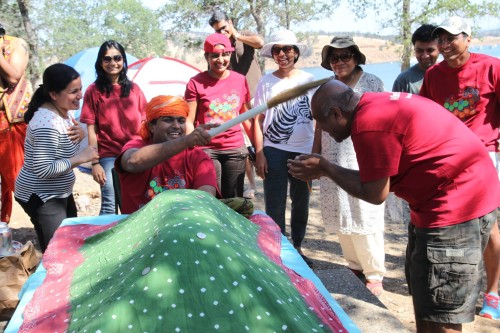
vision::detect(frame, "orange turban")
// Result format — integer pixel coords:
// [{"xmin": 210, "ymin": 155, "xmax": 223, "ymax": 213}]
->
[{"xmin": 140, "ymin": 95, "xmax": 190, "ymax": 140}]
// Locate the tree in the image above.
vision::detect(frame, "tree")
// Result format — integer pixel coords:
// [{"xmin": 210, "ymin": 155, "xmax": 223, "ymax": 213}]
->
[
  {"xmin": 349, "ymin": 0, "xmax": 500, "ymax": 71},
  {"xmin": 34, "ymin": 0, "xmax": 165, "ymax": 61},
  {"xmin": 158, "ymin": 0, "xmax": 335, "ymax": 45},
  {"xmin": 0, "ymin": 0, "xmax": 41, "ymax": 84},
  {"xmin": 16, "ymin": 0, "xmax": 40, "ymax": 85}
]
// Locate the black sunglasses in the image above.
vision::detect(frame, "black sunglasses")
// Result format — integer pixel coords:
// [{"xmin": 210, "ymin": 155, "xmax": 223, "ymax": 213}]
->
[
  {"xmin": 102, "ymin": 55, "xmax": 123, "ymax": 63},
  {"xmin": 271, "ymin": 45, "xmax": 295, "ymax": 55},
  {"xmin": 329, "ymin": 52, "xmax": 353, "ymax": 64}
]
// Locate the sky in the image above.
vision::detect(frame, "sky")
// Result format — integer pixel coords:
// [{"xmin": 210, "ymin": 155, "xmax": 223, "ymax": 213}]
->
[{"xmin": 142, "ymin": 1, "xmax": 500, "ymax": 36}]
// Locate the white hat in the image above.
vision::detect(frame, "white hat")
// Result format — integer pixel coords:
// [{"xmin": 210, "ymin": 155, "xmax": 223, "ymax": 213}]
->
[
  {"xmin": 260, "ymin": 29, "xmax": 308, "ymax": 58},
  {"xmin": 432, "ymin": 16, "xmax": 471, "ymax": 37}
]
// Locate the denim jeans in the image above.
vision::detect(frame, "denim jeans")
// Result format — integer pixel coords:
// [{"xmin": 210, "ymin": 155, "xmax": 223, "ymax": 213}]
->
[
  {"xmin": 99, "ymin": 156, "xmax": 116, "ymax": 215},
  {"xmin": 203, "ymin": 146, "xmax": 247, "ymax": 198},
  {"xmin": 263, "ymin": 146, "xmax": 310, "ymax": 247}
]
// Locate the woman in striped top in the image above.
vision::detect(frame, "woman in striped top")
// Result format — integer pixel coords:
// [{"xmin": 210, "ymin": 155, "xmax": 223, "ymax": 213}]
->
[{"xmin": 14, "ymin": 63, "xmax": 99, "ymax": 252}]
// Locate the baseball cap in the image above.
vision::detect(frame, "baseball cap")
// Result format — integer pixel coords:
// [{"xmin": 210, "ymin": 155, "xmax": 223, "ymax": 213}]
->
[
  {"xmin": 432, "ymin": 16, "xmax": 471, "ymax": 37},
  {"xmin": 203, "ymin": 33, "xmax": 235, "ymax": 53}
]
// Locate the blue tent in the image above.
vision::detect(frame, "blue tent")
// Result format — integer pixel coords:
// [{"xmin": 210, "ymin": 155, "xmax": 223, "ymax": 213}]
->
[{"xmin": 63, "ymin": 47, "xmax": 138, "ymax": 119}]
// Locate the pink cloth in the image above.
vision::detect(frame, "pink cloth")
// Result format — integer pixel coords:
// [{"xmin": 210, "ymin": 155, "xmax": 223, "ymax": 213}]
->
[{"xmin": 20, "ymin": 209, "xmax": 346, "ymax": 332}]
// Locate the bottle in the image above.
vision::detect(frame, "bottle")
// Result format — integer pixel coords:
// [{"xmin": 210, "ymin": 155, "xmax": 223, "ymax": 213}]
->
[{"xmin": 0, "ymin": 221, "xmax": 13, "ymax": 256}]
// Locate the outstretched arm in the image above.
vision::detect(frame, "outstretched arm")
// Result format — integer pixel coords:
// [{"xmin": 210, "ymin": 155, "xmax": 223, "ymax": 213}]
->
[
  {"xmin": 120, "ymin": 124, "xmax": 217, "ymax": 173},
  {"xmin": 288, "ymin": 154, "xmax": 390, "ymax": 205}
]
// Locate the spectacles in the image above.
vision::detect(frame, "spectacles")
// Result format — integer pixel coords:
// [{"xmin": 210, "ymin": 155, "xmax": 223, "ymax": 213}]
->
[
  {"xmin": 271, "ymin": 45, "xmax": 295, "ymax": 55},
  {"xmin": 436, "ymin": 34, "xmax": 463, "ymax": 45},
  {"xmin": 102, "ymin": 55, "xmax": 123, "ymax": 63},
  {"xmin": 329, "ymin": 53, "xmax": 353, "ymax": 64}
]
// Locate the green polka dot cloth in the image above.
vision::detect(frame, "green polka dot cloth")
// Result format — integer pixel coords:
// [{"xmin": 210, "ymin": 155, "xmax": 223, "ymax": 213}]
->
[{"xmin": 20, "ymin": 190, "xmax": 346, "ymax": 332}]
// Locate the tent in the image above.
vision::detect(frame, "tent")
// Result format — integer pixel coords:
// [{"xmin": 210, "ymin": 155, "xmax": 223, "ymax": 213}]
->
[
  {"xmin": 63, "ymin": 47, "xmax": 139, "ymax": 119},
  {"xmin": 127, "ymin": 57, "xmax": 201, "ymax": 101}
]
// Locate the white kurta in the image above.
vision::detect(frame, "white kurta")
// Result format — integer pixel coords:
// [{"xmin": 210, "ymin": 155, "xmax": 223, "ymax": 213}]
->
[{"xmin": 320, "ymin": 72, "xmax": 386, "ymax": 235}]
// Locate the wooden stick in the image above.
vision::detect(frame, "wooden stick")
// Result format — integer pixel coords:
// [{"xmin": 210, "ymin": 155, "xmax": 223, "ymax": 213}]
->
[{"xmin": 207, "ymin": 77, "xmax": 330, "ymax": 137}]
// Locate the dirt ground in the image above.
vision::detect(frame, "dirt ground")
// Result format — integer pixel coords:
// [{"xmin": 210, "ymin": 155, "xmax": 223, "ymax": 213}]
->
[{"xmin": 2, "ymin": 168, "xmax": 499, "ymax": 332}]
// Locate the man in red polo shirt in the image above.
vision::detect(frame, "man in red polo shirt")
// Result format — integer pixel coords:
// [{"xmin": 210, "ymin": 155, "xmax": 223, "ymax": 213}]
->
[{"xmin": 288, "ymin": 80, "xmax": 500, "ymax": 333}]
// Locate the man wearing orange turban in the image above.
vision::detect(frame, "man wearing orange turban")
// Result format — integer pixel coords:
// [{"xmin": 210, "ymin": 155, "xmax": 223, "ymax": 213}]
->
[{"xmin": 116, "ymin": 95, "xmax": 218, "ymax": 213}]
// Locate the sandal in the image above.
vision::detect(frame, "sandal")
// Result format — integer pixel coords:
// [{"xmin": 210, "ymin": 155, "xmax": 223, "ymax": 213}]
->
[
  {"xmin": 366, "ymin": 281, "xmax": 384, "ymax": 297},
  {"xmin": 243, "ymin": 189, "xmax": 255, "ymax": 199}
]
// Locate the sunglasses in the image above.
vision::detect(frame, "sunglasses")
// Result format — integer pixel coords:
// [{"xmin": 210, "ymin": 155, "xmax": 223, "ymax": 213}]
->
[
  {"xmin": 102, "ymin": 55, "xmax": 123, "ymax": 63},
  {"xmin": 329, "ymin": 52, "xmax": 354, "ymax": 64},
  {"xmin": 271, "ymin": 45, "xmax": 295, "ymax": 55}
]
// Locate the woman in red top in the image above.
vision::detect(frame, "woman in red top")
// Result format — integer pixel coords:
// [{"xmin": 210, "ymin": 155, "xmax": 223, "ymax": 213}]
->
[
  {"xmin": 80, "ymin": 40, "xmax": 146, "ymax": 214},
  {"xmin": 185, "ymin": 34, "xmax": 253, "ymax": 198}
]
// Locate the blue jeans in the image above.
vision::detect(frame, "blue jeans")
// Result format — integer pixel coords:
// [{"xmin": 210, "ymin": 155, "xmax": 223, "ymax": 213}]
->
[
  {"xmin": 99, "ymin": 157, "xmax": 116, "ymax": 215},
  {"xmin": 263, "ymin": 146, "xmax": 310, "ymax": 247}
]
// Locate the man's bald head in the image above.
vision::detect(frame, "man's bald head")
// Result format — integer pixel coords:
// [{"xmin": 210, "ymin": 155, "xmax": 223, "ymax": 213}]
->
[{"xmin": 311, "ymin": 79, "xmax": 360, "ymax": 121}]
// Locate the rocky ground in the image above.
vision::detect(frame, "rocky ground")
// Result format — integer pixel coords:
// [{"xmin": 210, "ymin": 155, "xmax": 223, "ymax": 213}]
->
[{"xmin": 1, "ymin": 168, "xmax": 498, "ymax": 332}]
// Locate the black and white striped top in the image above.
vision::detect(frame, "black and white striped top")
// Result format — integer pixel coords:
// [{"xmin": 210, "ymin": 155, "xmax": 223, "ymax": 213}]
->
[{"xmin": 14, "ymin": 108, "xmax": 80, "ymax": 203}]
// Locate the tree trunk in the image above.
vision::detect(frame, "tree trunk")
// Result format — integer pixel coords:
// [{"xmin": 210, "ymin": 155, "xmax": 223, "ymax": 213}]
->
[
  {"xmin": 400, "ymin": 0, "xmax": 411, "ymax": 71},
  {"xmin": 16, "ymin": 0, "xmax": 40, "ymax": 86},
  {"xmin": 248, "ymin": 0, "xmax": 266, "ymax": 73}
]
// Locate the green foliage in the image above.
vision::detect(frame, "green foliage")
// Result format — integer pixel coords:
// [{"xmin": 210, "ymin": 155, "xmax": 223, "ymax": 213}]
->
[
  {"xmin": 158, "ymin": 0, "xmax": 335, "ymax": 39},
  {"xmin": 0, "ymin": 0, "xmax": 26, "ymax": 39},
  {"xmin": 34, "ymin": 0, "xmax": 165, "ymax": 62},
  {"xmin": 347, "ymin": 0, "xmax": 500, "ymax": 71}
]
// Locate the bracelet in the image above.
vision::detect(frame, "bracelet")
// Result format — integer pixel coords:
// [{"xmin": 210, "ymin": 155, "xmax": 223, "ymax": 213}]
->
[
  {"xmin": 91, "ymin": 162, "xmax": 100, "ymax": 166},
  {"xmin": 234, "ymin": 33, "xmax": 240, "ymax": 40}
]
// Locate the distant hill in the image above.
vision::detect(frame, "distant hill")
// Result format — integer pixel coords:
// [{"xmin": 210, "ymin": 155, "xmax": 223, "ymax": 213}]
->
[{"xmin": 165, "ymin": 34, "xmax": 500, "ymax": 71}]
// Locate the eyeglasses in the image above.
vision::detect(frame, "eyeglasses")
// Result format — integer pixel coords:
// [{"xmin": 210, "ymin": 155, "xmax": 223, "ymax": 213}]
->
[
  {"xmin": 436, "ymin": 34, "xmax": 463, "ymax": 45},
  {"xmin": 102, "ymin": 55, "xmax": 123, "ymax": 63},
  {"xmin": 271, "ymin": 45, "xmax": 295, "ymax": 55},
  {"xmin": 329, "ymin": 53, "xmax": 354, "ymax": 64}
]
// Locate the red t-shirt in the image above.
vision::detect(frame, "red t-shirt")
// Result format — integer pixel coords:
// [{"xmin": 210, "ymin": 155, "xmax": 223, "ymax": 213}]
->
[
  {"xmin": 420, "ymin": 53, "xmax": 500, "ymax": 152},
  {"xmin": 353, "ymin": 92, "xmax": 500, "ymax": 228},
  {"xmin": 80, "ymin": 83, "xmax": 147, "ymax": 157},
  {"xmin": 185, "ymin": 71, "xmax": 250, "ymax": 150},
  {"xmin": 116, "ymin": 139, "xmax": 217, "ymax": 214}
]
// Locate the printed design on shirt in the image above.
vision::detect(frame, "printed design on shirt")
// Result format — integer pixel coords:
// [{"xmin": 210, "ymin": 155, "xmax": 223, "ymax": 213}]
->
[
  {"xmin": 146, "ymin": 174, "xmax": 186, "ymax": 200},
  {"xmin": 443, "ymin": 86, "xmax": 479, "ymax": 120},
  {"xmin": 207, "ymin": 90, "xmax": 241, "ymax": 124},
  {"xmin": 265, "ymin": 95, "xmax": 312, "ymax": 144}
]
